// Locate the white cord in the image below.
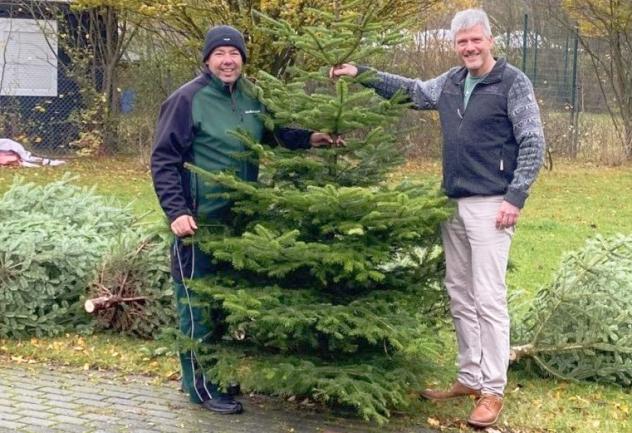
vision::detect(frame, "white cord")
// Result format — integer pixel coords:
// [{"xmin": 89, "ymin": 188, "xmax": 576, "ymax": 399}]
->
[{"xmin": 175, "ymin": 238, "xmax": 211, "ymax": 401}]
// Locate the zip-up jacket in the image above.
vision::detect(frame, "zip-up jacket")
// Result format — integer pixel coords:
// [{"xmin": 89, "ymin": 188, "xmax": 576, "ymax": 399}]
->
[
  {"xmin": 359, "ymin": 58, "xmax": 545, "ymax": 208},
  {"xmin": 151, "ymin": 68, "xmax": 311, "ymax": 223}
]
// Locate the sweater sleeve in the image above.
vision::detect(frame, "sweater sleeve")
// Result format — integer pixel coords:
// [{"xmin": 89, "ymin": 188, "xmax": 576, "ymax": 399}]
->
[
  {"xmin": 150, "ymin": 93, "xmax": 194, "ymax": 222},
  {"xmin": 505, "ymin": 72, "xmax": 546, "ymax": 208},
  {"xmin": 357, "ymin": 65, "xmax": 453, "ymax": 110}
]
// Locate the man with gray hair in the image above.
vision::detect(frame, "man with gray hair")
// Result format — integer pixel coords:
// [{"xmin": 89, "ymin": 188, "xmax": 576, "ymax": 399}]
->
[{"xmin": 330, "ymin": 8, "xmax": 544, "ymax": 428}]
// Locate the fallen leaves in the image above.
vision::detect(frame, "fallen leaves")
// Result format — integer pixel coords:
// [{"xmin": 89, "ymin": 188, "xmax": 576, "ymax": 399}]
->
[
  {"xmin": 424, "ymin": 415, "xmax": 469, "ymax": 431},
  {"xmin": 1, "ymin": 334, "xmax": 178, "ymax": 379},
  {"xmin": 427, "ymin": 416, "xmax": 441, "ymax": 427},
  {"xmin": 10, "ymin": 355, "xmax": 37, "ymax": 364}
]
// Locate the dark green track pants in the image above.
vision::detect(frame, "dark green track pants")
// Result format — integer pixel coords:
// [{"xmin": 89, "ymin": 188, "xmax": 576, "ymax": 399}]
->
[{"xmin": 172, "ymin": 238, "xmax": 220, "ymax": 403}]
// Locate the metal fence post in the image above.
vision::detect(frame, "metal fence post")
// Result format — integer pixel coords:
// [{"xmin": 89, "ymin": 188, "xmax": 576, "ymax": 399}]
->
[
  {"xmin": 570, "ymin": 26, "xmax": 580, "ymax": 158},
  {"xmin": 563, "ymin": 35, "xmax": 569, "ymax": 101},
  {"xmin": 533, "ymin": 32, "xmax": 539, "ymax": 85},
  {"xmin": 506, "ymin": 28, "xmax": 511, "ymax": 58},
  {"xmin": 522, "ymin": 14, "xmax": 528, "ymax": 73}
]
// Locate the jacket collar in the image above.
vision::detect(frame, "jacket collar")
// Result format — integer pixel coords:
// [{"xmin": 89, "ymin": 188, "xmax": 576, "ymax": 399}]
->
[{"xmin": 451, "ymin": 57, "xmax": 507, "ymax": 85}]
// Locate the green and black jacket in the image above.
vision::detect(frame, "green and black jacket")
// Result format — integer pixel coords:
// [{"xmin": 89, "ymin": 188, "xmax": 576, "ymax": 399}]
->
[{"xmin": 151, "ymin": 67, "xmax": 311, "ymax": 223}]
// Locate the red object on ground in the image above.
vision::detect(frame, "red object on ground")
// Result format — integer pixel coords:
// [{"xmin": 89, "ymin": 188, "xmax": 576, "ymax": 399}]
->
[{"xmin": 0, "ymin": 150, "xmax": 21, "ymax": 166}]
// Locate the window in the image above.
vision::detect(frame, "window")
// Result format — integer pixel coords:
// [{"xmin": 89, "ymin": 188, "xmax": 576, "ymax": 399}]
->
[{"xmin": 0, "ymin": 18, "xmax": 58, "ymax": 97}]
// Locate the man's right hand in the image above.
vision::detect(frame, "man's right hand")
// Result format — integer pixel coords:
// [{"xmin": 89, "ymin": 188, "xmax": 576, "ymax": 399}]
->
[
  {"xmin": 171, "ymin": 214, "xmax": 198, "ymax": 237},
  {"xmin": 329, "ymin": 64, "xmax": 358, "ymax": 79}
]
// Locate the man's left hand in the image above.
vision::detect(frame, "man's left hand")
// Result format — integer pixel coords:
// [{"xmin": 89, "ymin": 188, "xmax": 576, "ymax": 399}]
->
[
  {"xmin": 496, "ymin": 200, "xmax": 520, "ymax": 230},
  {"xmin": 310, "ymin": 132, "xmax": 345, "ymax": 148}
]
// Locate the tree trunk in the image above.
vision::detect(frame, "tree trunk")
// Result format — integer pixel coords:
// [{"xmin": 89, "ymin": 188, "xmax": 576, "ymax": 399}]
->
[
  {"xmin": 509, "ymin": 343, "xmax": 536, "ymax": 362},
  {"xmin": 84, "ymin": 295, "xmax": 147, "ymax": 313},
  {"xmin": 623, "ymin": 116, "xmax": 632, "ymax": 159}
]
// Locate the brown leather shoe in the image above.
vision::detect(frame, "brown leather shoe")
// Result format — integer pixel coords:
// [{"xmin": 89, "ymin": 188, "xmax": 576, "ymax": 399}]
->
[
  {"xmin": 468, "ymin": 394, "xmax": 503, "ymax": 427},
  {"xmin": 419, "ymin": 381, "xmax": 481, "ymax": 401}
]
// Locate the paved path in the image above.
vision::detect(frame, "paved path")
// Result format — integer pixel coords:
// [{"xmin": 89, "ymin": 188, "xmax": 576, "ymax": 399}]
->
[{"xmin": 0, "ymin": 364, "xmax": 437, "ymax": 433}]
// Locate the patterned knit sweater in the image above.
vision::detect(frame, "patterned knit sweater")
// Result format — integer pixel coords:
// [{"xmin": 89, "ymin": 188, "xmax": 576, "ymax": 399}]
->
[{"xmin": 359, "ymin": 58, "xmax": 545, "ymax": 208}]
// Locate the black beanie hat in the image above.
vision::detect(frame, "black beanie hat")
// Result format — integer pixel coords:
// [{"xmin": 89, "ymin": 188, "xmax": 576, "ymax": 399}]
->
[{"xmin": 202, "ymin": 25, "xmax": 248, "ymax": 63}]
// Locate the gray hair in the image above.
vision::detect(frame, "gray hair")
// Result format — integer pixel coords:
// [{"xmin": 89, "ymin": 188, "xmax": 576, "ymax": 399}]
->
[{"xmin": 451, "ymin": 9, "xmax": 492, "ymax": 38}]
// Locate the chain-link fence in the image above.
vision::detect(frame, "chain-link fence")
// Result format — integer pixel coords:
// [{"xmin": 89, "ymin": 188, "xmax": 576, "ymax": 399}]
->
[
  {"xmin": 517, "ymin": 14, "xmax": 623, "ymax": 162},
  {"xmin": 0, "ymin": 5, "xmax": 623, "ymax": 162},
  {"xmin": 499, "ymin": 18, "xmax": 580, "ymax": 111},
  {"xmin": 0, "ymin": 3, "xmax": 84, "ymax": 156},
  {"xmin": 497, "ymin": 14, "xmax": 581, "ymax": 162},
  {"xmin": 0, "ymin": 84, "xmax": 82, "ymax": 156},
  {"xmin": 394, "ymin": 11, "xmax": 619, "ymax": 163},
  {"xmin": 498, "ymin": 14, "xmax": 617, "ymax": 162}
]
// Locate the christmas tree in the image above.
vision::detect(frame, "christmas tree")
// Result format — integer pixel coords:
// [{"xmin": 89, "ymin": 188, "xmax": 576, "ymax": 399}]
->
[
  {"xmin": 184, "ymin": 1, "xmax": 452, "ymax": 423},
  {"xmin": 511, "ymin": 234, "xmax": 632, "ymax": 386}
]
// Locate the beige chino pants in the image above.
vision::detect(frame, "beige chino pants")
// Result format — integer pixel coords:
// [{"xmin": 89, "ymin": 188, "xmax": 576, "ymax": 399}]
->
[{"xmin": 441, "ymin": 195, "xmax": 513, "ymax": 397}]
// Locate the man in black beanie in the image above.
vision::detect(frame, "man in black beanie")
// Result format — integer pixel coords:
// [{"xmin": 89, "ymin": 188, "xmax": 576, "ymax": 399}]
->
[
  {"xmin": 201, "ymin": 25, "xmax": 248, "ymax": 65},
  {"xmin": 151, "ymin": 25, "xmax": 338, "ymax": 415}
]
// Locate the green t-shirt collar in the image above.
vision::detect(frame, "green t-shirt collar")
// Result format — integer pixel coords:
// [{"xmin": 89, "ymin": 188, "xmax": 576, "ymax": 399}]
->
[{"xmin": 463, "ymin": 71, "xmax": 488, "ymax": 108}]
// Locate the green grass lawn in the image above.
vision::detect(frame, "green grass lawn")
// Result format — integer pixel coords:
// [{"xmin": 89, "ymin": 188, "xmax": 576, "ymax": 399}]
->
[
  {"xmin": 399, "ymin": 160, "xmax": 632, "ymax": 296},
  {"xmin": 0, "ymin": 156, "xmax": 162, "ymax": 220},
  {"xmin": 1, "ymin": 157, "xmax": 631, "ymax": 432},
  {"xmin": 510, "ymin": 163, "xmax": 632, "ymax": 294}
]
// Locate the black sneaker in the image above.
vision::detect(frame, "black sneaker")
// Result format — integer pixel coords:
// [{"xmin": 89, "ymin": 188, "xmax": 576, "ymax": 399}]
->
[{"xmin": 201, "ymin": 395, "xmax": 243, "ymax": 414}]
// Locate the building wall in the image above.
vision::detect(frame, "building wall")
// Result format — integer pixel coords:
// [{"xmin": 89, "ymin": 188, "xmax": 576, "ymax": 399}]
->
[{"xmin": 0, "ymin": 1, "xmax": 80, "ymax": 153}]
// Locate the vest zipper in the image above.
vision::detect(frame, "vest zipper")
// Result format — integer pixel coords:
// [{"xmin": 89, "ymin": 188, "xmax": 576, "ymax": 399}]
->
[{"xmin": 457, "ymin": 80, "xmax": 466, "ymax": 132}]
